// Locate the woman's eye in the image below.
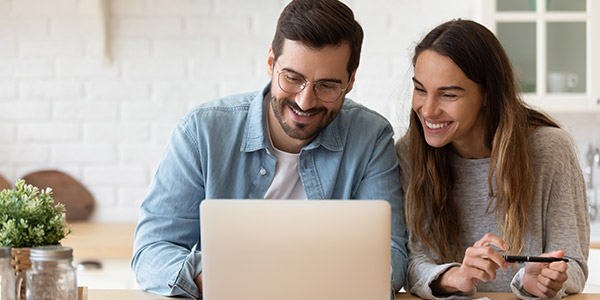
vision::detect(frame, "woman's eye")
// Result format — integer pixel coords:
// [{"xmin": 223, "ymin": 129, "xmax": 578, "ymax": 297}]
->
[
  {"xmin": 414, "ymin": 87, "xmax": 426, "ymax": 94},
  {"xmin": 442, "ymin": 94, "xmax": 457, "ymax": 99}
]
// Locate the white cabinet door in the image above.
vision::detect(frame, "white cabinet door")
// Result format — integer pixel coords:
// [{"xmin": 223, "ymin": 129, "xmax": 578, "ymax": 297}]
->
[{"xmin": 481, "ymin": 0, "xmax": 600, "ymax": 112}]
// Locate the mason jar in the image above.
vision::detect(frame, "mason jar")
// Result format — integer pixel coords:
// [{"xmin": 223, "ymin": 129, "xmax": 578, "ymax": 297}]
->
[
  {"xmin": 17, "ymin": 246, "xmax": 77, "ymax": 300},
  {"xmin": 0, "ymin": 247, "xmax": 15, "ymax": 300}
]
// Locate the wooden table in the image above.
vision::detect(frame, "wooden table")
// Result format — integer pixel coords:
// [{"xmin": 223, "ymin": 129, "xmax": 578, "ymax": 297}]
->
[
  {"xmin": 61, "ymin": 222, "xmax": 137, "ymax": 260},
  {"xmin": 83, "ymin": 290, "xmax": 600, "ymax": 300},
  {"xmin": 397, "ymin": 292, "xmax": 599, "ymax": 299}
]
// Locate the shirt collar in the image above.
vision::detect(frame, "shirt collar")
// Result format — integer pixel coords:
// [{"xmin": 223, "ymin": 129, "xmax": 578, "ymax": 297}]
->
[
  {"xmin": 240, "ymin": 84, "xmax": 270, "ymax": 152},
  {"xmin": 241, "ymin": 82, "xmax": 344, "ymax": 153}
]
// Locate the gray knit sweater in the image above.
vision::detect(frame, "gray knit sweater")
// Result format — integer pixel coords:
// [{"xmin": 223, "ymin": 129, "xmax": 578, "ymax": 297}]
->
[{"xmin": 395, "ymin": 126, "xmax": 589, "ymax": 300}]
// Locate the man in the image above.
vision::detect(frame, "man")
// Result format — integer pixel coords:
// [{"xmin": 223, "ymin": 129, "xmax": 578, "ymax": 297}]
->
[{"xmin": 131, "ymin": 0, "xmax": 407, "ymax": 298}]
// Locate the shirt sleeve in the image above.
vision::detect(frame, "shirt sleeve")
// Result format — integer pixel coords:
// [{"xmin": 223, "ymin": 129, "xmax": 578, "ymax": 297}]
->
[
  {"xmin": 131, "ymin": 118, "xmax": 205, "ymax": 298},
  {"xmin": 510, "ymin": 128, "xmax": 589, "ymax": 299},
  {"xmin": 353, "ymin": 124, "xmax": 408, "ymax": 293}
]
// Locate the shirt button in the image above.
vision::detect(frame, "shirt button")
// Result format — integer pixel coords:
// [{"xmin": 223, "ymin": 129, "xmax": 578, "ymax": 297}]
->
[{"xmin": 259, "ymin": 168, "xmax": 267, "ymax": 175}]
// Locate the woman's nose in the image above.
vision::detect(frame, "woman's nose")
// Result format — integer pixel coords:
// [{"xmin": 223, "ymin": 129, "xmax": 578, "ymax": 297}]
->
[{"xmin": 420, "ymin": 96, "xmax": 439, "ymax": 118}]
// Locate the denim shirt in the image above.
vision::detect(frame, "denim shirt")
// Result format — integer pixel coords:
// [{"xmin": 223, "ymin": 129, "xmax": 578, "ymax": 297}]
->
[{"xmin": 131, "ymin": 84, "xmax": 408, "ymax": 298}]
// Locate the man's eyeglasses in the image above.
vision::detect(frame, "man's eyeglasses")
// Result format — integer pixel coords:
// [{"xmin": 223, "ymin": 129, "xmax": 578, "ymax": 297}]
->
[{"xmin": 275, "ymin": 64, "xmax": 349, "ymax": 103}]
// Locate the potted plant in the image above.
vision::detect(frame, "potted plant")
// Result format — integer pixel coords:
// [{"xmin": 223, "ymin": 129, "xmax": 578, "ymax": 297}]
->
[{"xmin": 0, "ymin": 179, "xmax": 71, "ymax": 298}]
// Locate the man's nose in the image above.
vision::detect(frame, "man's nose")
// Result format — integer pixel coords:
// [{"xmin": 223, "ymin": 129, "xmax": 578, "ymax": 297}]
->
[{"xmin": 294, "ymin": 84, "xmax": 319, "ymax": 111}]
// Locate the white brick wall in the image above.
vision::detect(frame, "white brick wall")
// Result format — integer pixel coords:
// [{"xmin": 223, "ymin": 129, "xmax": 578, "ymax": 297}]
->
[{"xmin": 0, "ymin": 0, "xmax": 596, "ymax": 223}]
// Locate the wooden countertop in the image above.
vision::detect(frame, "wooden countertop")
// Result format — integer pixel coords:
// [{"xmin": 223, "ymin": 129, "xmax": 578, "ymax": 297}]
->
[
  {"xmin": 61, "ymin": 222, "xmax": 136, "ymax": 260},
  {"xmin": 83, "ymin": 290, "xmax": 600, "ymax": 300}
]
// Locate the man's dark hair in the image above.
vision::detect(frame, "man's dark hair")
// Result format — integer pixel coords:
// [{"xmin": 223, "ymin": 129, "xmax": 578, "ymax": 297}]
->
[{"xmin": 271, "ymin": 0, "xmax": 364, "ymax": 79}]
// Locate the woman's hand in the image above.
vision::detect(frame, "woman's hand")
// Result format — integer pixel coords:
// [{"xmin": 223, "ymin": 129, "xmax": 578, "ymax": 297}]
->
[
  {"xmin": 522, "ymin": 250, "xmax": 568, "ymax": 299},
  {"xmin": 432, "ymin": 233, "xmax": 511, "ymax": 295}
]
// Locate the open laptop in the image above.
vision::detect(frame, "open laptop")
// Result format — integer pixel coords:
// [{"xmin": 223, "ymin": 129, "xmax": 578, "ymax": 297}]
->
[{"xmin": 200, "ymin": 199, "xmax": 391, "ymax": 300}]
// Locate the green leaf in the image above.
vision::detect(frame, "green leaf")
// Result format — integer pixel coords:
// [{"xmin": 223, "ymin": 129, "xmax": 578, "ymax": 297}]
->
[{"xmin": 0, "ymin": 179, "xmax": 70, "ymax": 247}]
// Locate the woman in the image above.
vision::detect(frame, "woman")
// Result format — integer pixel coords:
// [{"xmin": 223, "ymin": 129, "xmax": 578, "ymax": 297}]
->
[{"xmin": 396, "ymin": 19, "xmax": 589, "ymax": 299}]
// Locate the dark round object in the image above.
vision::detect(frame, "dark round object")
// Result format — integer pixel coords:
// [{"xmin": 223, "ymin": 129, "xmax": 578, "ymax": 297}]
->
[{"xmin": 22, "ymin": 170, "xmax": 95, "ymax": 221}]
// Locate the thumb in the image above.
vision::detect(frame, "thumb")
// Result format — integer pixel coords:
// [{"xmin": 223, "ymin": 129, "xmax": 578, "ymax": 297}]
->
[{"xmin": 540, "ymin": 250, "xmax": 565, "ymax": 258}]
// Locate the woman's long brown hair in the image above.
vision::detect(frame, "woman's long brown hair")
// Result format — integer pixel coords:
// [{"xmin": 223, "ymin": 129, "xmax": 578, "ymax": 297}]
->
[{"xmin": 405, "ymin": 20, "xmax": 559, "ymax": 262}]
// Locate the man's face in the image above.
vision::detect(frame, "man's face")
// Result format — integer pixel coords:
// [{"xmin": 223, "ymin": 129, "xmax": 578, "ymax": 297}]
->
[{"xmin": 266, "ymin": 39, "xmax": 355, "ymax": 152}]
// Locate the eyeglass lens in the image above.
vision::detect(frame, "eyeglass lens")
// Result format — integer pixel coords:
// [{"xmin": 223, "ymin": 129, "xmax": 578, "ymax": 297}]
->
[{"xmin": 277, "ymin": 71, "xmax": 344, "ymax": 103}]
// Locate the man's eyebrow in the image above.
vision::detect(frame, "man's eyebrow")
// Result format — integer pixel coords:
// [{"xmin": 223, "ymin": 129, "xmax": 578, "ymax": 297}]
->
[
  {"xmin": 280, "ymin": 67, "xmax": 304, "ymax": 77},
  {"xmin": 412, "ymin": 77, "xmax": 464, "ymax": 91},
  {"xmin": 316, "ymin": 78, "xmax": 343, "ymax": 84},
  {"xmin": 281, "ymin": 67, "xmax": 342, "ymax": 84}
]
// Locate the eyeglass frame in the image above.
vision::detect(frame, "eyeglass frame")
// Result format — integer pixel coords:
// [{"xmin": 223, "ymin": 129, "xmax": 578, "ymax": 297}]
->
[{"xmin": 273, "ymin": 62, "xmax": 351, "ymax": 103}]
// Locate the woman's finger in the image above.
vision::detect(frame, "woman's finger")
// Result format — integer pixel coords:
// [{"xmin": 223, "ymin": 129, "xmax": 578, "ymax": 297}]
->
[
  {"xmin": 537, "ymin": 273, "xmax": 564, "ymax": 292},
  {"xmin": 536, "ymin": 281, "xmax": 559, "ymax": 299},
  {"xmin": 463, "ymin": 248, "xmax": 503, "ymax": 281},
  {"xmin": 473, "ymin": 233, "xmax": 509, "ymax": 252},
  {"xmin": 541, "ymin": 264, "xmax": 568, "ymax": 283},
  {"xmin": 548, "ymin": 261, "xmax": 569, "ymax": 274},
  {"xmin": 457, "ymin": 262, "xmax": 492, "ymax": 283},
  {"xmin": 465, "ymin": 244, "xmax": 508, "ymax": 271}
]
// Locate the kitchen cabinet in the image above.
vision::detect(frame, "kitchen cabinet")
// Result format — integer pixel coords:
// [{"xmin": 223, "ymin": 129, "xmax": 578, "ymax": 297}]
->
[{"xmin": 481, "ymin": 0, "xmax": 600, "ymax": 112}]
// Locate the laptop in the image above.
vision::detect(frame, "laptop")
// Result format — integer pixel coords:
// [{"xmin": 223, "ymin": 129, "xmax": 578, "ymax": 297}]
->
[{"xmin": 200, "ymin": 199, "xmax": 391, "ymax": 300}]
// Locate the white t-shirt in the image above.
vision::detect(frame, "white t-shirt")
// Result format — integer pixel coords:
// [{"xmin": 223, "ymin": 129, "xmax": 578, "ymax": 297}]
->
[
  {"xmin": 263, "ymin": 93, "xmax": 307, "ymax": 199},
  {"xmin": 263, "ymin": 146, "xmax": 307, "ymax": 199}
]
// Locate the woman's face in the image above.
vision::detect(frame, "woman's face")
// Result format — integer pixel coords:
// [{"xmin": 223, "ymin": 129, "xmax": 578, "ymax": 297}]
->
[{"xmin": 412, "ymin": 50, "xmax": 489, "ymax": 159}]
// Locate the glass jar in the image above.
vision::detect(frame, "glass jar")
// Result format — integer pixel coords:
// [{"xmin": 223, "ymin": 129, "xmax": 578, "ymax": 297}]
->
[
  {"xmin": 16, "ymin": 246, "xmax": 77, "ymax": 300},
  {"xmin": 0, "ymin": 247, "xmax": 15, "ymax": 300}
]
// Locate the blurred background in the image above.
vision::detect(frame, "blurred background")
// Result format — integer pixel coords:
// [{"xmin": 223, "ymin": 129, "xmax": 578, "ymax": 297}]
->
[
  {"xmin": 1, "ymin": 0, "xmax": 599, "ymax": 291},
  {"xmin": 1, "ymin": 0, "xmax": 598, "ymax": 222}
]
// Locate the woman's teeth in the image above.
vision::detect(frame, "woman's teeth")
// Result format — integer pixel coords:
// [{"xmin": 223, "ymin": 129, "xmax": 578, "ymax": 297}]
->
[{"xmin": 425, "ymin": 120, "xmax": 450, "ymax": 129}]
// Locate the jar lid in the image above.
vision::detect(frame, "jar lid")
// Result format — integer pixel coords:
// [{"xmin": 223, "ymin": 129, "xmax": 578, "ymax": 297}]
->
[
  {"xmin": 0, "ymin": 247, "xmax": 10, "ymax": 257},
  {"xmin": 30, "ymin": 246, "xmax": 73, "ymax": 260}
]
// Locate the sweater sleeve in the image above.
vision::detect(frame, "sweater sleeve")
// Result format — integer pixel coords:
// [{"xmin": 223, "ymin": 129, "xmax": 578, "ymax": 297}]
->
[
  {"xmin": 510, "ymin": 127, "xmax": 590, "ymax": 299},
  {"xmin": 405, "ymin": 235, "xmax": 474, "ymax": 299}
]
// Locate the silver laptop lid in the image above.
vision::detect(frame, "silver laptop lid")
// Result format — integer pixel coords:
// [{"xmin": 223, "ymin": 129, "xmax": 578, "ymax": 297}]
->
[{"xmin": 200, "ymin": 199, "xmax": 391, "ymax": 300}]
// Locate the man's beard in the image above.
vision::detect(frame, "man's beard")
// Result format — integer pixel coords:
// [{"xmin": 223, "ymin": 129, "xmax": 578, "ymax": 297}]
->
[{"xmin": 270, "ymin": 95, "xmax": 339, "ymax": 141}]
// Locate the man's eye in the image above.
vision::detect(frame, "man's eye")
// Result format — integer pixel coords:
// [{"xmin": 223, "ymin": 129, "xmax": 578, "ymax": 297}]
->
[
  {"xmin": 285, "ymin": 74, "xmax": 303, "ymax": 84},
  {"xmin": 317, "ymin": 82, "xmax": 337, "ymax": 90},
  {"xmin": 414, "ymin": 87, "xmax": 426, "ymax": 93},
  {"xmin": 442, "ymin": 94, "xmax": 457, "ymax": 99}
]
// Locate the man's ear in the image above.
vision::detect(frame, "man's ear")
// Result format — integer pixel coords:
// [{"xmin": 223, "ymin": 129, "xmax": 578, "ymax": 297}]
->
[
  {"xmin": 345, "ymin": 70, "xmax": 357, "ymax": 94},
  {"xmin": 267, "ymin": 46, "xmax": 275, "ymax": 79}
]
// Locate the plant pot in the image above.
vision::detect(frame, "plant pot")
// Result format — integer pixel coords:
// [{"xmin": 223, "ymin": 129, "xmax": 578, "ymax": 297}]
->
[{"xmin": 11, "ymin": 248, "xmax": 31, "ymax": 300}]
